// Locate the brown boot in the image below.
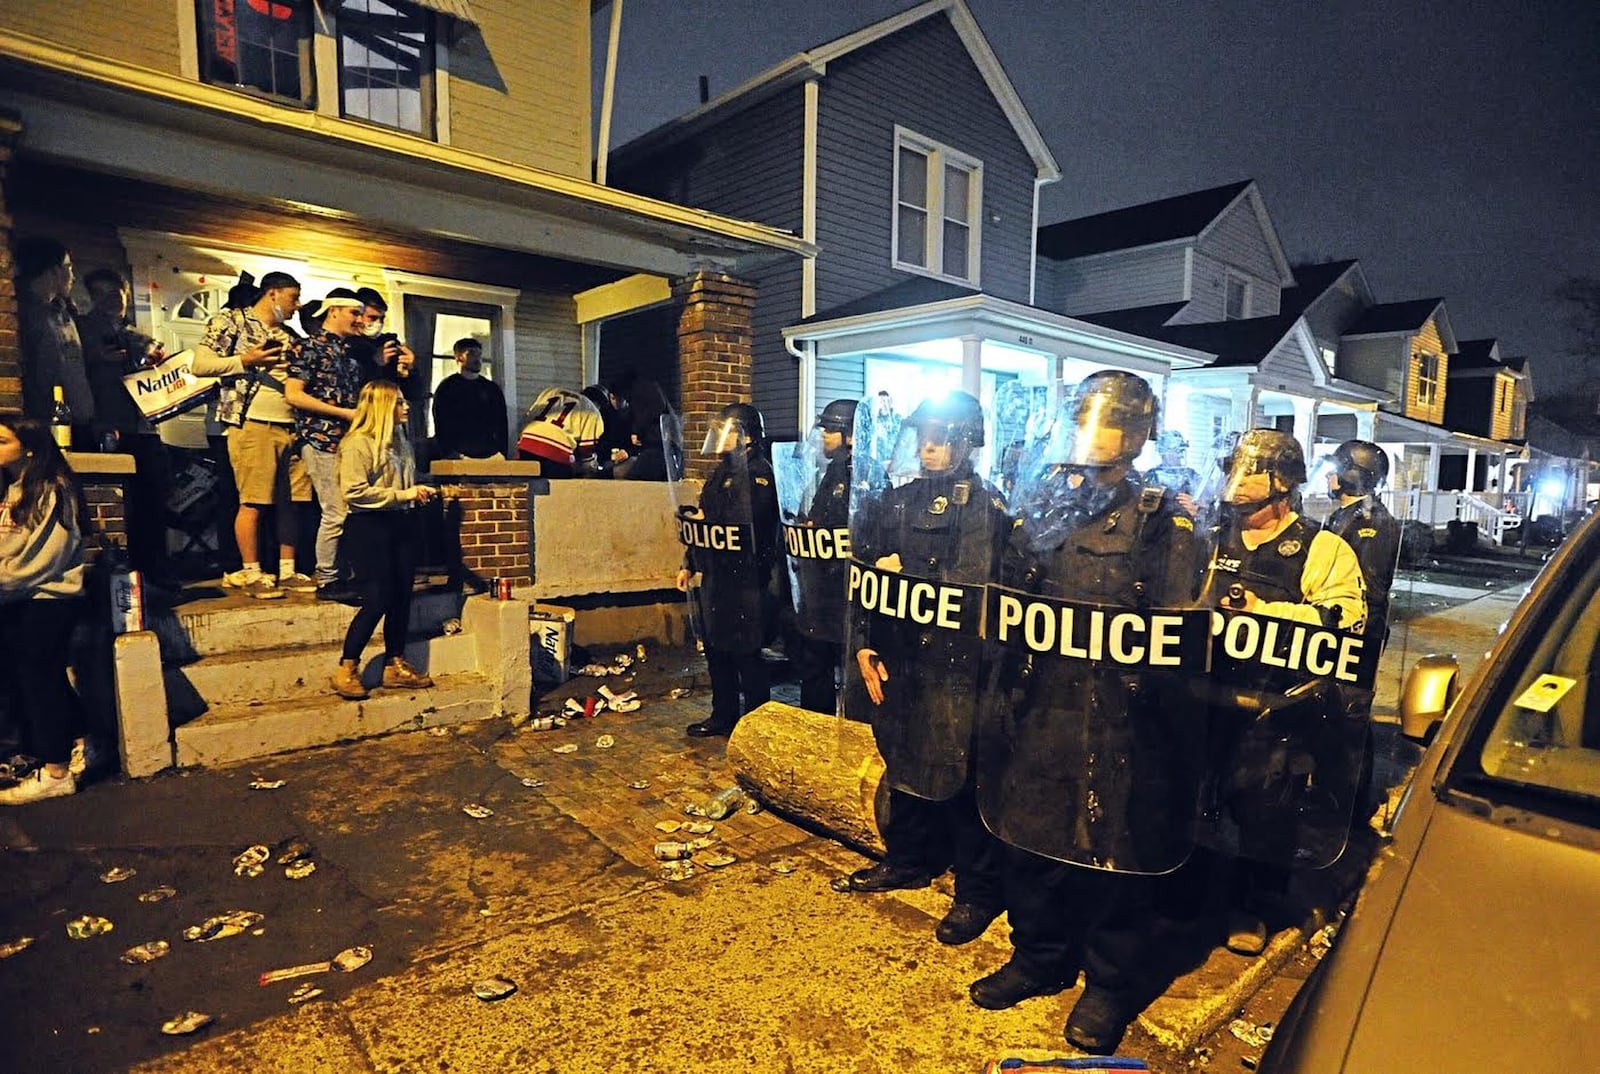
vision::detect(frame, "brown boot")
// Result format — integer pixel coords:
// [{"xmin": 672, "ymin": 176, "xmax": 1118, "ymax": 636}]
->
[
  {"xmin": 382, "ymin": 656, "xmax": 433, "ymax": 689},
  {"xmin": 331, "ymin": 659, "xmax": 368, "ymax": 700}
]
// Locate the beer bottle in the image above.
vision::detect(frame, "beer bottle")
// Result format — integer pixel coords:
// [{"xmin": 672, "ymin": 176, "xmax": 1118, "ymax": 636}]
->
[{"xmin": 50, "ymin": 385, "xmax": 73, "ymax": 449}]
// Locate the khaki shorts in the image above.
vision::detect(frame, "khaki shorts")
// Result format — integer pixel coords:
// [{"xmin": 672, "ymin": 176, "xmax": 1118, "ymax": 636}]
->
[{"xmin": 228, "ymin": 421, "xmax": 313, "ymax": 506}]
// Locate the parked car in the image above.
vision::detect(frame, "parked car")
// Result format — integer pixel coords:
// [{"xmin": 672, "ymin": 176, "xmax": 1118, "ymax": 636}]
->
[{"xmin": 1260, "ymin": 511, "xmax": 1600, "ymax": 1073}]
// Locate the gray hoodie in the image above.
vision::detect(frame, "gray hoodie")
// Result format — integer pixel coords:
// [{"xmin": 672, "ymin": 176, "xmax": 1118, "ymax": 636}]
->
[{"xmin": 0, "ymin": 483, "xmax": 87, "ymax": 602}]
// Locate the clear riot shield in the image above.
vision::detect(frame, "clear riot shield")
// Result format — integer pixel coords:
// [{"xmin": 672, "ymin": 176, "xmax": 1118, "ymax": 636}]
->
[
  {"xmin": 1192, "ymin": 430, "xmax": 1378, "ymax": 868},
  {"xmin": 975, "ymin": 379, "xmax": 1212, "ymax": 873},
  {"xmin": 774, "ymin": 428, "xmax": 853, "ymax": 642},
  {"xmin": 664, "ymin": 411, "xmax": 764, "ymax": 655},
  {"xmin": 842, "ymin": 393, "xmax": 1004, "ymax": 801}
]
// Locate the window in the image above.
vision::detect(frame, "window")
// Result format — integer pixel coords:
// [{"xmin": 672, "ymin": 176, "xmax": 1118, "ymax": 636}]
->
[
  {"xmin": 893, "ymin": 129, "xmax": 982, "ymax": 285},
  {"xmin": 1224, "ymin": 273, "xmax": 1251, "ymax": 320},
  {"xmin": 1497, "ymin": 377, "xmax": 1511, "ymax": 415},
  {"xmin": 338, "ymin": 0, "xmax": 434, "ymax": 135},
  {"xmin": 197, "ymin": 0, "xmax": 314, "ymax": 103},
  {"xmin": 1416, "ymin": 351, "xmax": 1441, "ymax": 407},
  {"xmin": 1320, "ymin": 345, "xmax": 1337, "ymax": 376}
]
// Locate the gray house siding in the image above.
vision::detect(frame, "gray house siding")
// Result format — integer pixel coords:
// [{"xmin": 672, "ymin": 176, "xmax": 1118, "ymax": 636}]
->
[
  {"xmin": 514, "ymin": 291, "xmax": 582, "ymax": 407},
  {"xmin": 1053, "ymin": 245, "xmax": 1188, "ymax": 316},
  {"xmin": 813, "ymin": 16, "xmax": 1037, "ymax": 311},
  {"xmin": 608, "ymin": 87, "xmax": 804, "ymax": 231},
  {"xmin": 1302, "ymin": 278, "xmax": 1367, "ymax": 353},
  {"xmin": 1338, "ymin": 336, "xmax": 1407, "ymax": 397},
  {"xmin": 815, "ymin": 353, "xmax": 867, "ymax": 411},
  {"xmin": 1255, "ymin": 330, "xmax": 1315, "ymax": 387},
  {"xmin": 750, "ymin": 260, "xmax": 805, "ymax": 438},
  {"xmin": 1173, "ymin": 251, "xmax": 1279, "ymax": 323}
]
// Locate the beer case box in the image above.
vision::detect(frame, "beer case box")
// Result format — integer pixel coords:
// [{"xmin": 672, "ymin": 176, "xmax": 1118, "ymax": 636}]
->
[{"xmin": 529, "ymin": 604, "xmax": 576, "ymax": 685}]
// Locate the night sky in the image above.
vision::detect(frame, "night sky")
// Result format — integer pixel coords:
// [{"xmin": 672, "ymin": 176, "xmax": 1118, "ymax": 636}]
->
[{"xmin": 594, "ymin": 0, "xmax": 1600, "ymax": 389}]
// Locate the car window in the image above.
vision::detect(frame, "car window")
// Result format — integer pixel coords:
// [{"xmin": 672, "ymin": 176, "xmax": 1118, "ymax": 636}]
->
[{"xmin": 1466, "ymin": 541, "xmax": 1600, "ymax": 805}]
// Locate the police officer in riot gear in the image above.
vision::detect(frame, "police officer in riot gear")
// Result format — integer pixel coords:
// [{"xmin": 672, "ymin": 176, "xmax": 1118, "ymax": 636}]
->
[
  {"xmin": 778, "ymin": 399, "xmax": 858, "ymax": 714},
  {"xmin": 972, "ymin": 371, "xmax": 1207, "ymax": 1054},
  {"xmin": 672, "ymin": 402, "xmax": 780, "ymax": 737},
  {"xmin": 1197, "ymin": 429, "xmax": 1367, "ymax": 955},
  {"xmin": 844, "ymin": 390, "xmax": 1010, "ymax": 947},
  {"xmin": 1145, "ymin": 429, "xmax": 1201, "ymax": 505},
  {"xmin": 1322, "ymin": 440, "xmax": 1400, "ymax": 646}
]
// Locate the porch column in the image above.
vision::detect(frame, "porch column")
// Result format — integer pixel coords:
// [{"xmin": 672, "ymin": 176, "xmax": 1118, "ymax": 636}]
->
[
  {"xmin": 960, "ymin": 335, "xmax": 983, "ymax": 398},
  {"xmin": 1464, "ymin": 447, "xmax": 1478, "ymax": 492},
  {"xmin": 674, "ymin": 271, "xmax": 758, "ymax": 477},
  {"xmin": 1230, "ymin": 387, "xmax": 1257, "ymax": 432},
  {"xmin": 1354, "ymin": 408, "xmax": 1376, "ymax": 440},
  {"xmin": 0, "ymin": 109, "xmax": 22, "ymax": 414},
  {"xmin": 1426, "ymin": 443, "xmax": 1442, "ymax": 490},
  {"xmin": 1291, "ymin": 397, "xmax": 1318, "ymax": 460}
]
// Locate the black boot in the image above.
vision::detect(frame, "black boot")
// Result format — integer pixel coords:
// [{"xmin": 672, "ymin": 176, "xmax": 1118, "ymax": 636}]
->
[
  {"xmin": 1064, "ymin": 986, "xmax": 1134, "ymax": 1054},
  {"xmin": 968, "ymin": 958, "xmax": 1076, "ymax": 1010},
  {"xmin": 935, "ymin": 902, "xmax": 1002, "ymax": 945},
  {"xmin": 846, "ymin": 861, "xmax": 932, "ymax": 892},
  {"xmin": 685, "ymin": 719, "xmax": 735, "ymax": 738}
]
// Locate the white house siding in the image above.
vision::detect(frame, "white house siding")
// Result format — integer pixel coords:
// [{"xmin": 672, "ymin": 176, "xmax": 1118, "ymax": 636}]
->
[
  {"xmin": 1196, "ymin": 197, "xmax": 1283, "ymax": 287},
  {"xmin": 813, "ymin": 16, "xmax": 1037, "ymax": 310},
  {"xmin": 513, "ymin": 290, "xmax": 582, "ymax": 409},
  {"xmin": 1054, "ymin": 245, "xmax": 1189, "ymax": 316},
  {"xmin": 1302, "ymin": 271, "xmax": 1367, "ymax": 349},
  {"xmin": 815, "ymin": 354, "xmax": 868, "ymax": 413},
  {"xmin": 1255, "ymin": 329, "xmax": 1315, "ymax": 387}
]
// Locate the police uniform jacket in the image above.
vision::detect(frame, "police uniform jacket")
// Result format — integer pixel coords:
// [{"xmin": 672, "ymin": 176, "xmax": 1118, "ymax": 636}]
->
[
  {"xmin": 790, "ymin": 449, "xmax": 852, "ymax": 640},
  {"xmin": 687, "ymin": 451, "xmax": 779, "ymax": 654},
  {"xmin": 1324, "ymin": 496, "xmax": 1400, "ymax": 637},
  {"xmin": 1206, "ymin": 513, "xmax": 1366, "ymax": 631}
]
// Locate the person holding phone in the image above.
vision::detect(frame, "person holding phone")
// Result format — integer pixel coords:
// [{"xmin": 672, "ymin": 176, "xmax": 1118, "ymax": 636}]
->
[
  {"xmin": 192, "ymin": 271, "xmax": 315, "ymax": 599},
  {"xmin": 329, "ymin": 380, "xmax": 437, "ymax": 700}
]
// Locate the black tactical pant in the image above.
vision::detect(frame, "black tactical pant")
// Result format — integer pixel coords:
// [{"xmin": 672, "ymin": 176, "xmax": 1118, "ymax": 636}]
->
[
  {"xmin": 882, "ymin": 779, "xmax": 1003, "ymax": 912},
  {"xmin": 705, "ymin": 647, "xmax": 770, "ymax": 730},
  {"xmin": 787, "ymin": 634, "xmax": 842, "ymax": 715}
]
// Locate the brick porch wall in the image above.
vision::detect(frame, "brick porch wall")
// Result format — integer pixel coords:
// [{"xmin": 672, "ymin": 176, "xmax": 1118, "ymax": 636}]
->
[
  {"xmin": 449, "ymin": 480, "xmax": 534, "ymax": 588},
  {"xmin": 0, "ymin": 110, "xmax": 23, "ymax": 415},
  {"xmin": 675, "ymin": 272, "xmax": 757, "ymax": 478}
]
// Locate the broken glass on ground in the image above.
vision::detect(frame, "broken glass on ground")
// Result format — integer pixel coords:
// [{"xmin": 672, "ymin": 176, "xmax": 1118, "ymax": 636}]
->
[
  {"xmin": 0, "ymin": 937, "xmax": 34, "ymax": 959},
  {"xmin": 462, "ymin": 803, "xmax": 494, "ymax": 819},
  {"xmin": 287, "ymin": 984, "xmax": 324, "ymax": 1005},
  {"xmin": 660, "ymin": 860, "xmax": 695, "ymax": 882},
  {"xmin": 248, "ymin": 778, "xmax": 287, "ymax": 790},
  {"xmin": 183, "ymin": 910, "xmax": 264, "ymax": 943},
  {"xmin": 284, "ymin": 860, "xmax": 317, "ymax": 880},
  {"xmin": 138, "ymin": 886, "xmax": 177, "ymax": 904},
  {"xmin": 99, "ymin": 866, "xmax": 136, "ymax": 884},
  {"xmin": 161, "ymin": 1011, "xmax": 214, "ymax": 1036},
  {"xmin": 120, "ymin": 940, "xmax": 171, "ymax": 965},
  {"xmin": 66, "ymin": 916, "xmax": 113, "ymax": 940},
  {"xmin": 232, "ymin": 845, "xmax": 270, "ymax": 877},
  {"xmin": 472, "ymin": 976, "xmax": 518, "ymax": 1001}
]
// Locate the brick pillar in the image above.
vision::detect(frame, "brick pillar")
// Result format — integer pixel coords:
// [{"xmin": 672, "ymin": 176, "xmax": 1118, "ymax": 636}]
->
[
  {"xmin": 675, "ymin": 271, "xmax": 757, "ymax": 478},
  {"xmin": 453, "ymin": 481, "xmax": 533, "ymax": 586},
  {"xmin": 66, "ymin": 454, "xmax": 133, "ymax": 565},
  {"xmin": 0, "ymin": 109, "xmax": 23, "ymax": 415}
]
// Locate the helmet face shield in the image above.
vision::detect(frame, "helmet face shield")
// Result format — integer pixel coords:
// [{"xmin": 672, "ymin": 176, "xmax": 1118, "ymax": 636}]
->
[
  {"xmin": 701, "ymin": 415, "xmax": 750, "ymax": 456},
  {"xmin": 1218, "ymin": 434, "xmax": 1303, "ymax": 507}
]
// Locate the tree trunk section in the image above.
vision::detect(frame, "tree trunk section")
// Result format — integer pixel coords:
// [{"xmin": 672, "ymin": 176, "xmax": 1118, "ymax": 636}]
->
[{"xmin": 727, "ymin": 701, "xmax": 887, "ymax": 856}]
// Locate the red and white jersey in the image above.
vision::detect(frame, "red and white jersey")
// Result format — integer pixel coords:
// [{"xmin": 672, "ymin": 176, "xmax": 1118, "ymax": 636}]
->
[{"xmin": 518, "ymin": 387, "xmax": 604, "ymax": 467}]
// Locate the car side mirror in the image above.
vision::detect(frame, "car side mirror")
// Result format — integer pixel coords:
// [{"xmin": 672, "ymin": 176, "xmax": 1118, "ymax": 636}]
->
[{"xmin": 1399, "ymin": 654, "xmax": 1459, "ymax": 746}]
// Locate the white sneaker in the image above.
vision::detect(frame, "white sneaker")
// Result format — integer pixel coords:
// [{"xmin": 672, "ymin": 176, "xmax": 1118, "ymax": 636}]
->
[
  {"xmin": 223, "ymin": 569, "xmax": 284, "ymax": 601},
  {"xmin": 0, "ymin": 768, "xmax": 76, "ymax": 805}
]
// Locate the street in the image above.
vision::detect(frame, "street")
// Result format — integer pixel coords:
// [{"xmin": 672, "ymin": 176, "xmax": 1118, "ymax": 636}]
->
[{"xmin": 0, "ymin": 552, "xmax": 1541, "ymax": 1074}]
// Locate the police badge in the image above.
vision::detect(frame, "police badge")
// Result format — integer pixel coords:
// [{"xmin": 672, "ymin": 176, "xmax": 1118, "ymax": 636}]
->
[{"xmin": 1277, "ymin": 539, "xmax": 1302, "ymax": 557}]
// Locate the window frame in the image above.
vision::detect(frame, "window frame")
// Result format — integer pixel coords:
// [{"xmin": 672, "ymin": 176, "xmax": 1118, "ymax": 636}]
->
[
  {"xmin": 891, "ymin": 126, "xmax": 983, "ymax": 287},
  {"xmin": 334, "ymin": 0, "xmax": 438, "ymax": 138},
  {"xmin": 1415, "ymin": 350, "xmax": 1441, "ymax": 408},
  {"xmin": 194, "ymin": 0, "xmax": 316, "ymax": 106},
  {"xmin": 1223, "ymin": 271, "xmax": 1252, "ymax": 320}
]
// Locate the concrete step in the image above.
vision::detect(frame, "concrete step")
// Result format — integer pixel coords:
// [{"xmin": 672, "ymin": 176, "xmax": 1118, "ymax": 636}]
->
[
  {"xmin": 173, "ymin": 671, "xmax": 497, "ymax": 767},
  {"xmin": 163, "ymin": 631, "xmax": 479, "ymax": 713},
  {"xmin": 159, "ymin": 589, "xmax": 462, "ymax": 659}
]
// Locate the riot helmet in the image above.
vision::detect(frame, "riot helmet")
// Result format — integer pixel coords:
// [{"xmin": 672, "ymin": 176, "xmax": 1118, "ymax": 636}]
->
[
  {"xmin": 1156, "ymin": 429, "xmax": 1189, "ymax": 464},
  {"xmin": 816, "ymin": 398, "xmax": 858, "ymax": 434},
  {"xmin": 1218, "ymin": 428, "xmax": 1306, "ymax": 510},
  {"xmin": 899, "ymin": 391, "xmax": 985, "ymax": 475},
  {"xmin": 1330, "ymin": 439, "xmax": 1389, "ymax": 496},
  {"xmin": 1057, "ymin": 371, "xmax": 1157, "ymax": 470},
  {"xmin": 701, "ymin": 402, "xmax": 765, "ymax": 456}
]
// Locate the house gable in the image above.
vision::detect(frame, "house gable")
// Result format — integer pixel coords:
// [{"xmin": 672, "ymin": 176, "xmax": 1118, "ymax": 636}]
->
[{"xmin": 1177, "ymin": 186, "xmax": 1294, "ymax": 323}]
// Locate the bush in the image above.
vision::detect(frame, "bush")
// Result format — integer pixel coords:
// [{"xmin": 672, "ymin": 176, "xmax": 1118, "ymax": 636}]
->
[{"xmin": 1398, "ymin": 519, "xmax": 1434, "ymax": 567}]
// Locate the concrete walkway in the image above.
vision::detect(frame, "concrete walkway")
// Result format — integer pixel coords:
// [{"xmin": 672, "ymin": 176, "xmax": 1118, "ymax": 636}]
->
[{"xmin": 0, "ymin": 578, "xmax": 1528, "ymax": 1073}]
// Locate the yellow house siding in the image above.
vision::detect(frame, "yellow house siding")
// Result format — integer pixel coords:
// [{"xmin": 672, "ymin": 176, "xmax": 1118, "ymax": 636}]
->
[
  {"xmin": 447, "ymin": 0, "xmax": 590, "ymax": 179},
  {"xmin": 1404, "ymin": 319, "xmax": 1448, "ymax": 424},
  {"xmin": 5, "ymin": 1, "xmax": 183, "ymax": 76}
]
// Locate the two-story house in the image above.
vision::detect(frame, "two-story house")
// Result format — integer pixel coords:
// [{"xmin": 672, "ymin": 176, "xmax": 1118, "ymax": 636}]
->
[
  {"xmin": 605, "ymin": 0, "xmax": 1209, "ymax": 441},
  {"xmin": 0, "ymin": 1, "xmax": 809, "ymax": 437}
]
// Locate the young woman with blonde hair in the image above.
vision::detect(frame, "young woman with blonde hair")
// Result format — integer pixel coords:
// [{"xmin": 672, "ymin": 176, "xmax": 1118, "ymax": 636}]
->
[{"xmin": 331, "ymin": 380, "xmax": 437, "ymax": 699}]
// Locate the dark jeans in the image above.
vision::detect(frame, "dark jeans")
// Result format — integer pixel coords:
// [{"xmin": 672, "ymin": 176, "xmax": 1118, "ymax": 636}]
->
[
  {"xmin": 704, "ymin": 647, "xmax": 769, "ymax": 728},
  {"xmin": 208, "ymin": 434, "xmax": 242, "ymax": 573},
  {"xmin": 123, "ymin": 433, "xmax": 171, "ymax": 575},
  {"xmin": 0, "ymin": 599, "xmax": 88, "ymax": 765},
  {"xmin": 340, "ymin": 510, "xmax": 418, "ymax": 662},
  {"xmin": 883, "ymin": 779, "xmax": 1003, "ymax": 911}
]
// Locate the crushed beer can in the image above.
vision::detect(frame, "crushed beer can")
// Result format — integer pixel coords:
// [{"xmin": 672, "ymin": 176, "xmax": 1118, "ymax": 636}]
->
[
  {"xmin": 276, "ymin": 840, "xmax": 314, "ymax": 865},
  {"xmin": 745, "ymin": 798, "xmax": 764, "ymax": 816},
  {"xmin": 525, "ymin": 715, "xmax": 560, "ymax": 732},
  {"xmin": 442, "ymin": 617, "xmax": 463, "ymax": 636},
  {"xmin": 682, "ymin": 820, "xmax": 714, "ymax": 835},
  {"xmin": 767, "ymin": 860, "xmax": 798, "ymax": 875},
  {"xmin": 627, "ymin": 779, "xmax": 651, "ymax": 790},
  {"xmin": 660, "ymin": 860, "xmax": 695, "ymax": 882},
  {"xmin": 654, "ymin": 821, "xmax": 682, "ymax": 834},
  {"xmin": 100, "ymin": 866, "xmax": 137, "ymax": 884},
  {"xmin": 472, "ymin": 976, "xmax": 518, "ymax": 1002},
  {"xmin": 287, "ymin": 984, "xmax": 324, "ymax": 1005},
  {"xmin": 462, "ymin": 803, "xmax": 494, "ymax": 819},
  {"xmin": 685, "ymin": 836, "xmax": 717, "ymax": 852},
  {"xmin": 829, "ymin": 876, "xmax": 854, "ymax": 893},
  {"xmin": 519, "ymin": 777, "xmax": 546, "ymax": 789},
  {"xmin": 284, "ymin": 860, "xmax": 317, "ymax": 880},
  {"xmin": 66, "ymin": 915, "xmax": 114, "ymax": 940},
  {"xmin": 248, "ymin": 778, "xmax": 287, "ymax": 790},
  {"xmin": 575, "ymin": 663, "xmax": 611, "ymax": 677},
  {"xmin": 120, "ymin": 940, "xmax": 171, "ymax": 965},
  {"xmin": 161, "ymin": 1011, "xmax": 214, "ymax": 1036},
  {"xmin": 595, "ymin": 734, "xmax": 615, "ymax": 749},
  {"xmin": 667, "ymin": 687, "xmax": 691, "ymax": 700},
  {"xmin": 183, "ymin": 910, "xmax": 264, "ymax": 943},
  {"xmin": 233, "ymin": 844, "xmax": 271, "ymax": 877},
  {"xmin": 138, "ymin": 886, "xmax": 178, "ymax": 904},
  {"xmin": 653, "ymin": 841, "xmax": 693, "ymax": 861},
  {"xmin": 428, "ymin": 726, "xmax": 451, "ymax": 738},
  {"xmin": 612, "ymin": 653, "xmax": 634, "ymax": 670},
  {"xmin": 1229, "ymin": 1019, "xmax": 1275, "ymax": 1048},
  {"xmin": 635, "ymin": 643, "xmax": 647, "ymax": 662},
  {"xmin": 332, "ymin": 946, "xmax": 373, "ymax": 972},
  {"xmin": 698, "ymin": 851, "xmax": 737, "ymax": 869},
  {"xmin": 551, "ymin": 743, "xmax": 578, "ymax": 754},
  {"xmin": 0, "ymin": 937, "xmax": 35, "ymax": 959},
  {"xmin": 682, "ymin": 803, "xmax": 708, "ymax": 818}
]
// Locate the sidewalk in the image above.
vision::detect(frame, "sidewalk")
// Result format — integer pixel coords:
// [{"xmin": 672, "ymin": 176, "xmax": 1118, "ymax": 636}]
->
[{"xmin": 0, "ymin": 578, "xmax": 1527, "ymax": 1073}]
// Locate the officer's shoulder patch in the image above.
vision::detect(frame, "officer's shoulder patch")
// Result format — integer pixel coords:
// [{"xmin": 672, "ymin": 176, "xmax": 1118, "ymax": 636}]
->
[
  {"xmin": 1358, "ymin": 526, "xmax": 1377, "ymax": 538},
  {"xmin": 1172, "ymin": 515, "xmax": 1194, "ymax": 531},
  {"xmin": 1012, "ymin": 518, "xmax": 1025, "ymax": 530},
  {"xmin": 755, "ymin": 476, "xmax": 770, "ymax": 486},
  {"xmin": 1277, "ymin": 539, "xmax": 1302, "ymax": 557},
  {"xmin": 992, "ymin": 497, "xmax": 1006, "ymax": 511}
]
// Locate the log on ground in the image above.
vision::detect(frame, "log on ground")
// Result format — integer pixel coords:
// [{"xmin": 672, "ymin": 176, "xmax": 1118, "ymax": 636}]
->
[{"xmin": 727, "ymin": 701, "xmax": 887, "ymax": 856}]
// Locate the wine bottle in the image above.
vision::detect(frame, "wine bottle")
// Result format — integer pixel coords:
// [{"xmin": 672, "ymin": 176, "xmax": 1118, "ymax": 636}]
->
[{"xmin": 50, "ymin": 385, "xmax": 73, "ymax": 449}]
